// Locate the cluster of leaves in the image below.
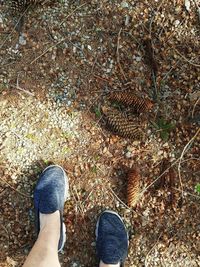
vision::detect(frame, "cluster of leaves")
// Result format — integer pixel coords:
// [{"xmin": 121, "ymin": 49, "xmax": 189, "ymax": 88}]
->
[
  {"xmin": 152, "ymin": 117, "xmax": 175, "ymax": 141},
  {"xmin": 195, "ymin": 183, "xmax": 200, "ymax": 194}
]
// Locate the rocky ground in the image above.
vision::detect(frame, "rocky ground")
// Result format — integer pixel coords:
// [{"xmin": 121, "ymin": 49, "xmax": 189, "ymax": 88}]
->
[{"xmin": 0, "ymin": 0, "xmax": 200, "ymax": 266}]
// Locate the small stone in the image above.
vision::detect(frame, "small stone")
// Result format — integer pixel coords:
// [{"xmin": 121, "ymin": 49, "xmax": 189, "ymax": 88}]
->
[
  {"xmin": 0, "ymin": 14, "xmax": 3, "ymax": 24},
  {"xmin": 135, "ymin": 56, "xmax": 142, "ymax": 62},
  {"xmin": 91, "ymin": 241, "xmax": 96, "ymax": 247},
  {"xmin": 174, "ymin": 20, "xmax": 180, "ymax": 27},
  {"xmin": 103, "ymin": 147, "xmax": 107, "ymax": 154},
  {"xmin": 125, "ymin": 151, "xmax": 132, "ymax": 158},
  {"xmin": 125, "ymin": 15, "xmax": 130, "ymax": 26},
  {"xmin": 19, "ymin": 34, "xmax": 26, "ymax": 46},
  {"xmin": 87, "ymin": 45, "xmax": 92, "ymax": 50},
  {"xmin": 184, "ymin": 0, "xmax": 191, "ymax": 12},
  {"xmin": 121, "ymin": 1, "xmax": 129, "ymax": 8}
]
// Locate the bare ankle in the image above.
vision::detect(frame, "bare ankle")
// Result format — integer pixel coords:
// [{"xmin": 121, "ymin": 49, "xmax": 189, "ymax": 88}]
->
[
  {"xmin": 39, "ymin": 211, "xmax": 60, "ymax": 234},
  {"xmin": 99, "ymin": 260, "xmax": 120, "ymax": 267}
]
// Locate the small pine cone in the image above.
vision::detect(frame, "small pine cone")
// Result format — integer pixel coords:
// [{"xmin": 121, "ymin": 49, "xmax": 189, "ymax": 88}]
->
[
  {"xmin": 108, "ymin": 91, "xmax": 153, "ymax": 114},
  {"xmin": 102, "ymin": 107, "xmax": 144, "ymax": 140},
  {"xmin": 127, "ymin": 169, "xmax": 140, "ymax": 207}
]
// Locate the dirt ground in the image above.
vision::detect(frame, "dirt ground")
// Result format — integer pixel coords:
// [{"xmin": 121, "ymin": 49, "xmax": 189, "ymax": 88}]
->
[{"xmin": 0, "ymin": 1, "xmax": 200, "ymax": 266}]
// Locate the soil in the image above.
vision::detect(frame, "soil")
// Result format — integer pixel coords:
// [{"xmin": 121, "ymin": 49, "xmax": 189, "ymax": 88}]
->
[{"xmin": 0, "ymin": 1, "xmax": 200, "ymax": 266}]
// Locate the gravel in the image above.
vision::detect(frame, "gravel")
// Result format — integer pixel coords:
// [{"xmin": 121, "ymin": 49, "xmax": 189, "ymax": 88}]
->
[{"xmin": 0, "ymin": 94, "xmax": 90, "ymax": 174}]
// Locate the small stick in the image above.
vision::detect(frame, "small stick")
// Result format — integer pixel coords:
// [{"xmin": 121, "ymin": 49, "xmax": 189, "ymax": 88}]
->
[
  {"xmin": 116, "ymin": 28, "xmax": 127, "ymax": 81},
  {"xmin": 0, "ymin": 177, "xmax": 31, "ymax": 198},
  {"xmin": 160, "ymin": 59, "xmax": 181, "ymax": 83},
  {"xmin": 165, "ymin": 18, "xmax": 186, "ymax": 44},
  {"xmin": 30, "ymin": 37, "xmax": 68, "ymax": 64},
  {"xmin": 145, "ymin": 232, "xmax": 162, "ymax": 267},
  {"xmin": 93, "ymin": 74, "xmax": 113, "ymax": 83},
  {"xmin": 109, "ymin": 186, "xmax": 131, "ymax": 210},
  {"xmin": 192, "ymin": 97, "xmax": 200, "ymax": 118},
  {"xmin": 173, "ymin": 47, "xmax": 200, "ymax": 68},
  {"xmin": 10, "ymin": 84, "xmax": 34, "ymax": 96},
  {"xmin": 173, "ymin": 187, "xmax": 200, "ymax": 199},
  {"xmin": 178, "ymin": 128, "xmax": 200, "ymax": 197},
  {"xmin": 59, "ymin": 3, "xmax": 87, "ymax": 26},
  {"xmin": 140, "ymin": 158, "xmax": 180, "ymax": 197},
  {"xmin": 0, "ymin": 5, "xmax": 30, "ymax": 49},
  {"xmin": 193, "ymin": 0, "xmax": 200, "ymax": 23}
]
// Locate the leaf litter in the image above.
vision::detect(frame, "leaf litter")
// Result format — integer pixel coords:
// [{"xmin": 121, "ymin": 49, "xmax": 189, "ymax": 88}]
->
[{"xmin": 0, "ymin": 0, "xmax": 200, "ymax": 266}]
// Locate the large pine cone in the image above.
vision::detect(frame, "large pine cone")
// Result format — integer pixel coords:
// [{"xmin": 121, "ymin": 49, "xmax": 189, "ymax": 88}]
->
[
  {"xmin": 102, "ymin": 107, "xmax": 144, "ymax": 140},
  {"xmin": 127, "ymin": 169, "xmax": 140, "ymax": 207},
  {"xmin": 108, "ymin": 91, "xmax": 153, "ymax": 114},
  {"xmin": 8, "ymin": 0, "xmax": 43, "ymax": 12}
]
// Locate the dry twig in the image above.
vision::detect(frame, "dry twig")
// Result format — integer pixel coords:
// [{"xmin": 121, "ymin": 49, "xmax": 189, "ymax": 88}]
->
[
  {"xmin": 0, "ymin": 176, "xmax": 31, "ymax": 198},
  {"xmin": 193, "ymin": 0, "xmax": 200, "ymax": 23},
  {"xmin": 192, "ymin": 97, "xmax": 200, "ymax": 118},
  {"xmin": 178, "ymin": 128, "xmax": 200, "ymax": 196},
  {"xmin": 59, "ymin": 3, "xmax": 87, "ymax": 26},
  {"xmin": 145, "ymin": 232, "xmax": 162, "ymax": 267},
  {"xmin": 116, "ymin": 28, "xmax": 127, "ymax": 81},
  {"xmin": 0, "ymin": 5, "xmax": 30, "ymax": 49},
  {"xmin": 173, "ymin": 187, "xmax": 200, "ymax": 199},
  {"xmin": 173, "ymin": 47, "xmax": 200, "ymax": 68},
  {"xmin": 30, "ymin": 37, "xmax": 68, "ymax": 64},
  {"xmin": 10, "ymin": 85, "xmax": 34, "ymax": 96}
]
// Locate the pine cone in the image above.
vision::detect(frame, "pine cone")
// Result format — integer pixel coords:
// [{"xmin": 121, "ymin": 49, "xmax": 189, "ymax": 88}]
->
[
  {"xmin": 108, "ymin": 91, "xmax": 153, "ymax": 114},
  {"xmin": 102, "ymin": 107, "xmax": 144, "ymax": 139},
  {"xmin": 127, "ymin": 169, "xmax": 140, "ymax": 207},
  {"xmin": 9, "ymin": 0, "xmax": 41, "ymax": 13}
]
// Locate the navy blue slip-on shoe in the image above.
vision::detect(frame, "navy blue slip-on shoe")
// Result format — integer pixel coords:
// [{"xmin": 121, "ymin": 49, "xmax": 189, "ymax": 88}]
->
[
  {"xmin": 34, "ymin": 165, "xmax": 69, "ymax": 252},
  {"xmin": 96, "ymin": 210, "xmax": 128, "ymax": 266}
]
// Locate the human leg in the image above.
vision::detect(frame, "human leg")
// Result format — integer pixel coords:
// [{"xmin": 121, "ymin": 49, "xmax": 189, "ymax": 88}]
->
[
  {"xmin": 23, "ymin": 165, "xmax": 69, "ymax": 267},
  {"xmin": 99, "ymin": 261, "xmax": 120, "ymax": 267},
  {"xmin": 23, "ymin": 211, "xmax": 60, "ymax": 267}
]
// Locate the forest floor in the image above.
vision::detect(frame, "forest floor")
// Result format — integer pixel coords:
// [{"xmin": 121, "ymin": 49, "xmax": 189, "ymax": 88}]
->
[{"xmin": 0, "ymin": 1, "xmax": 200, "ymax": 266}]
